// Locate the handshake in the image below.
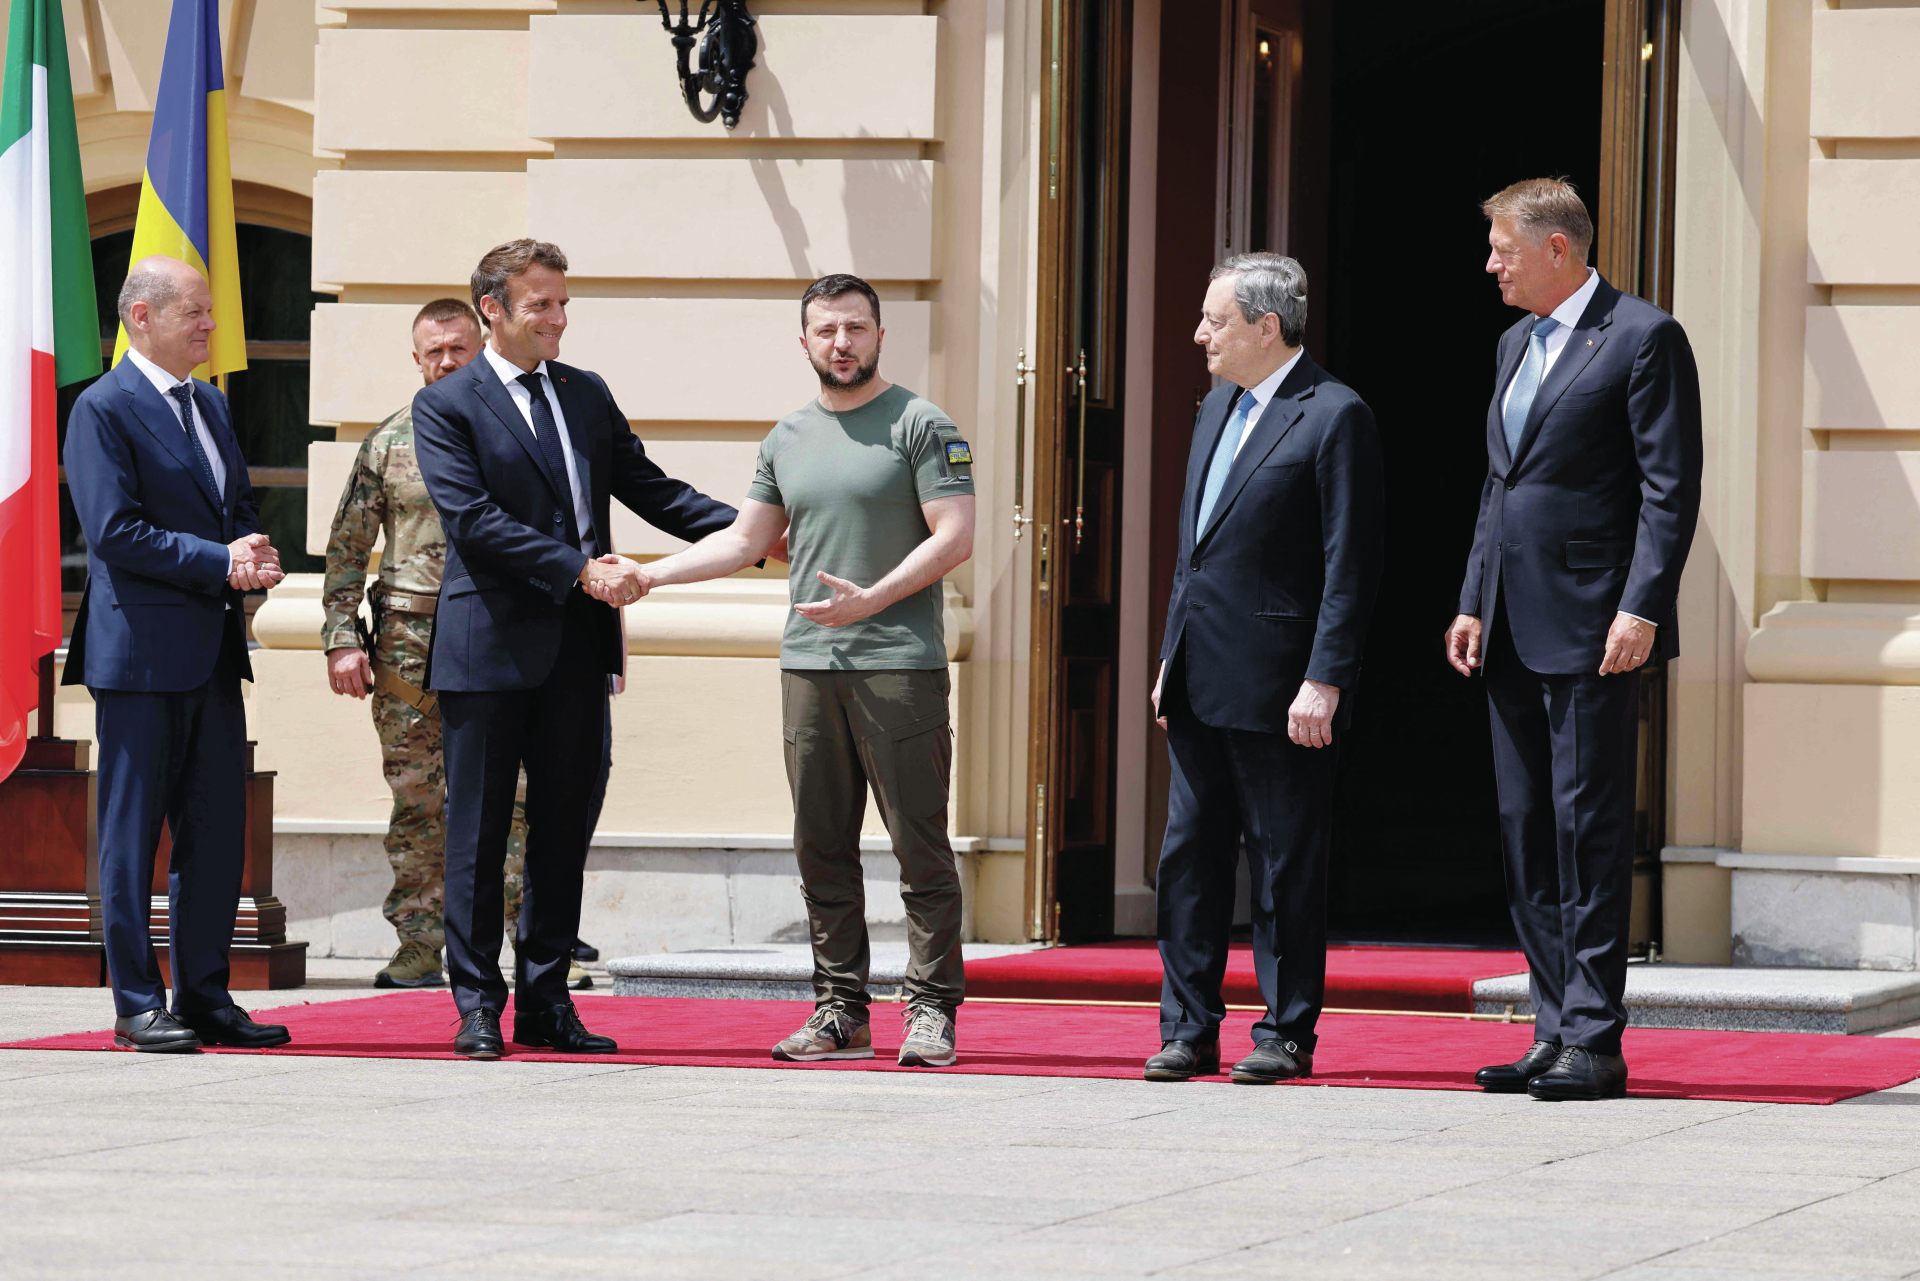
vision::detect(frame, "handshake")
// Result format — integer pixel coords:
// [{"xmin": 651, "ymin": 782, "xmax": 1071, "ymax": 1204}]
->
[
  {"xmin": 227, "ymin": 532, "xmax": 284, "ymax": 592},
  {"xmin": 578, "ymin": 553, "xmax": 652, "ymax": 606}
]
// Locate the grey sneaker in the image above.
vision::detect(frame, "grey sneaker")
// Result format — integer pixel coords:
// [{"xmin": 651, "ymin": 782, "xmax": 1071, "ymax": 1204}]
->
[
  {"xmin": 898, "ymin": 1004, "xmax": 957, "ymax": 1067},
  {"xmin": 771, "ymin": 1006, "xmax": 873, "ymax": 1062}
]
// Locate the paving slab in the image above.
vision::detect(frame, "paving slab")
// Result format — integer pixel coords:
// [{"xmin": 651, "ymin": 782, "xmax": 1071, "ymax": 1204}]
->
[{"xmin": 1473, "ymin": 963, "xmax": 1920, "ymax": 1033}]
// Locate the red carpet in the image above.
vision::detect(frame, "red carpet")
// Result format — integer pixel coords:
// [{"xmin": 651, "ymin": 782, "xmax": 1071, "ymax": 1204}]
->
[
  {"xmin": 10, "ymin": 991, "xmax": 1920, "ymax": 1105},
  {"xmin": 966, "ymin": 941, "xmax": 1530, "ymax": 1012}
]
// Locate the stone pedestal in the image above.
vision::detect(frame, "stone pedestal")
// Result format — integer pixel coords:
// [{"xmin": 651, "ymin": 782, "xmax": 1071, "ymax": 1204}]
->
[{"xmin": 0, "ymin": 740, "xmax": 306, "ymax": 989}]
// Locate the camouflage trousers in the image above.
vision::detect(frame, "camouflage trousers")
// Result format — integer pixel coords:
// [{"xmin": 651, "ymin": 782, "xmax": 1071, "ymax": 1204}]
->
[{"xmin": 371, "ymin": 616, "xmax": 527, "ymax": 950}]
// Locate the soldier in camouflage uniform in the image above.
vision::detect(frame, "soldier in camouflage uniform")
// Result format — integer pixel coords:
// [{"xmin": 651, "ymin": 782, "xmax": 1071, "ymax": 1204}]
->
[{"xmin": 322, "ymin": 299, "xmax": 594, "ymax": 989}]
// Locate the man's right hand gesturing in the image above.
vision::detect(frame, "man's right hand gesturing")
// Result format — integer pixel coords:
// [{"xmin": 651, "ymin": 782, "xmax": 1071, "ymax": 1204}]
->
[{"xmin": 1444, "ymin": 614, "xmax": 1483, "ymax": 676}]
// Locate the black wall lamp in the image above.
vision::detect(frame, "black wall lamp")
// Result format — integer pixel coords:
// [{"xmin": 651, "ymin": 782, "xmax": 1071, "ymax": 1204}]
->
[{"xmin": 650, "ymin": 1, "xmax": 758, "ymax": 130}]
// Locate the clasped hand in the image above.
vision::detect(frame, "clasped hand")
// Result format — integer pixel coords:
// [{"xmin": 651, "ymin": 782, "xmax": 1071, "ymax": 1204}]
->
[
  {"xmin": 580, "ymin": 554, "xmax": 651, "ymax": 606},
  {"xmin": 227, "ymin": 532, "xmax": 283, "ymax": 591}
]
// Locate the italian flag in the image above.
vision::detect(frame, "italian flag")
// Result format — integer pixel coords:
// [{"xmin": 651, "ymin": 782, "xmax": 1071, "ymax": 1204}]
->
[{"xmin": 0, "ymin": 0, "xmax": 98, "ymax": 781}]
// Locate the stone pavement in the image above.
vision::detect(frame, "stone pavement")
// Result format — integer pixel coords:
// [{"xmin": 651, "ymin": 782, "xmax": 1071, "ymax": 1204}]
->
[{"xmin": 3, "ymin": 977, "xmax": 1919, "ymax": 1280}]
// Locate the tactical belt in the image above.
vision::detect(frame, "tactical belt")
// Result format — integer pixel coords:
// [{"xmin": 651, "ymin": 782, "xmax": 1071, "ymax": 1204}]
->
[
  {"xmin": 373, "ymin": 662, "xmax": 438, "ymax": 717},
  {"xmin": 376, "ymin": 589, "xmax": 438, "ymax": 616}
]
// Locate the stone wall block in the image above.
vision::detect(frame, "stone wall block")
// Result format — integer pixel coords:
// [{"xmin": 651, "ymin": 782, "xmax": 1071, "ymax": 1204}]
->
[
  {"xmin": 316, "ymin": 29, "xmax": 547, "ymax": 154},
  {"xmin": 1810, "ymin": 9, "xmax": 1920, "ymax": 140},
  {"xmin": 528, "ymin": 15, "xmax": 937, "ymax": 140},
  {"xmin": 1808, "ymin": 161, "xmax": 1920, "ymax": 285},
  {"xmin": 1743, "ymin": 684, "xmax": 1920, "ymax": 859},
  {"xmin": 528, "ymin": 158, "xmax": 935, "ymax": 280},
  {"xmin": 1800, "ymin": 450, "xmax": 1920, "ymax": 581},
  {"xmin": 313, "ymin": 171, "xmax": 527, "ymax": 288},
  {"xmin": 1803, "ymin": 306, "xmax": 1920, "ymax": 431},
  {"xmin": 1731, "ymin": 869, "xmax": 1917, "ymax": 970}
]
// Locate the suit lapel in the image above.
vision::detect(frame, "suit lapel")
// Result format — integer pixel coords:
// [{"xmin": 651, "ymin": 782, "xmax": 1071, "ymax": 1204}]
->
[
  {"xmin": 1196, "ymin": 356, "xmax": 1315, "ymax": 547},
  {"xmin": 1183, "ymin": 386, "xmax": 1238, "ymax": 541},
  {"xmin": 472, "ymin": 356, "xmax": 567, "ymax": 505},
  {"xmin": 118, "ymin": 359, "xmax": 222, "ymax": 512},
  {"xmin": 1488, "ymin": 326, "xmax": 1529, "ymax": 472},
  {"xmin": 1510, "ymin": 279, "xmax": 1618, "ymax": 471},
  {"xmin": 548, "ymin": 362, "xmax": 602, "ymax": 546}
]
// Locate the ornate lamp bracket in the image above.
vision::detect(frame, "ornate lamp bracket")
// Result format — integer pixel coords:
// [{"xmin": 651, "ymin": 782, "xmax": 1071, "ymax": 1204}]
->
[{"xmin": 650, "ymin": 1, "xmax": 758, "ymax": 130}]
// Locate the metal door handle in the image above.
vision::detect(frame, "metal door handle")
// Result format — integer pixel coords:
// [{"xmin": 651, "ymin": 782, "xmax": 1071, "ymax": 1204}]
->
[
  {"xmin": 1069, "ymin": 349, "xmax": 1087, "ymax": 551},
  {"xmin": 1012, "ymin": 348, "xmax": 1032, "ymax": 540}
]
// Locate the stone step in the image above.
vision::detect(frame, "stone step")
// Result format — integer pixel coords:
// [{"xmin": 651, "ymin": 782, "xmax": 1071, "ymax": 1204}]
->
[
  {"xmin": 607, "ymin": 942, "xmax": 1042, "ymax": 1001},
  {"xmin": 1473, "ymin": 964, "xmax": 1920, "ymax": 1035}
]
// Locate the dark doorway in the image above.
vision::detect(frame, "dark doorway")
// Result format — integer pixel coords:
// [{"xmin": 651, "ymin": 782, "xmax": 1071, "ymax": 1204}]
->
[{"xmin": 1319, "ymin": 0, "xmax": 1606, "ymax": 944}]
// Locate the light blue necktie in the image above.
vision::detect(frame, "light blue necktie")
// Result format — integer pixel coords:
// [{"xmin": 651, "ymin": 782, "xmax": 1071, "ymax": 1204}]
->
[
  {"xmin": 1502, "ymin": 317, "xmax": 1560, "ymax": 456},
  {"xmin": 1195, "ymin": 391, "xmax": 1256, "ymax": 537}
]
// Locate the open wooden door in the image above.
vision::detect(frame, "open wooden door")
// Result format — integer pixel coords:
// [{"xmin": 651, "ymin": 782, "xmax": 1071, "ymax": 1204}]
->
[{"xmin": 1023, "ymin": 0, "xmax": 1132, "ymax": 942}]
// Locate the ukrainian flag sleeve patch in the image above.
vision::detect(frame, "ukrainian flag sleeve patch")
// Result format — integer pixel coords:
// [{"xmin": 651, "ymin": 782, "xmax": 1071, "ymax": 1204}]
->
[{"xmin": 944, "ymin": 440, "xmax": 974, "ymax": 466}]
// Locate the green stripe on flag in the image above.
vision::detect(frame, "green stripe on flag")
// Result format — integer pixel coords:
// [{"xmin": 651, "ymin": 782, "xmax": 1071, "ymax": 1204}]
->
[{"xmin": 3, "ymin": 0, "xmax": 101, "ymax": 386}]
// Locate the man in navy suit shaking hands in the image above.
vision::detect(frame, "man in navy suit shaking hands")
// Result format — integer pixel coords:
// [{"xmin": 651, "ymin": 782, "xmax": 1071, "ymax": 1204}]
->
[
  {"xmin": 1446, "ymin": 179, "xmax": 1701, "ymax": 1101},
  {"xmin": 411, "ymin": 241, "xmax": 739, "ymax": 1059},
  {"xmin": 63, "ymin": 255, "xmax": 291, "ymax": 1052}
]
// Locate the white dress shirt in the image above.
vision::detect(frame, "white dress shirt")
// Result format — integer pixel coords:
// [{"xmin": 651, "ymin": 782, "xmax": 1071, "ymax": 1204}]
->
[
  {"xmin": 1496, "ymin": 268, "xmax": 1652, "ymax": 629},
  {"xmin": 1501, "ymin": 266, "xmax": 1600, "ymax": 418},
  {"xmin": 125, "ymin": 346, "xmax": 234, "ymax": 589},
  {"xmin": 1228, "ymin": 346, "xmax": 1305, "ymax": 460},
  {"xmin": 126, "ymin": 346, "xmax": 227, "ymax": 496},
  {"xmin": 483, "ymin": 344, "xmax": 596, "ymax": 556}
]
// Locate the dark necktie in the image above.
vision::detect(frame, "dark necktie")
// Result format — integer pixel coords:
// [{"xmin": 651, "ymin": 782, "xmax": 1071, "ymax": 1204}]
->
[
  {"xmin": 516, "ymin": 371, "xmax": 585, "ymax": 552},
  {"xmin": 167, "ymin": 381, "xmax": 224, "ymax": 503}
]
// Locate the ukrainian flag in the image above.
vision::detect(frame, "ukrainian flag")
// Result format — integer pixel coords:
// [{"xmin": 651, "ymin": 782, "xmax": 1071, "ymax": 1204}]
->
[{"xmin": 111, "ymin": 0, "xmax": 244, "ymax": 378}]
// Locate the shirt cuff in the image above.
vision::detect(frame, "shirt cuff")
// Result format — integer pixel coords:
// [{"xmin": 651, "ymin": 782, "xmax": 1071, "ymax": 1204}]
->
[{"xmin": 1621, "ymin": 612, "xmax": 1656, "ymax": 627}]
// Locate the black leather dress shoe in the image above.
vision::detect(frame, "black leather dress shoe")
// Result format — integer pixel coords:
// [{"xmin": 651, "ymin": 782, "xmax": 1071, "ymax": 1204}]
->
[
  {"xmin": 1144, "ymin": 1038, "xmax": 1220, "ymax": 1081},
  {"xmin": 1527, "ymin": 1046, "xmax": 1629, "ymax": 1101},
  {"xmin": 180, "ymin": 1005, "xmax": 291, "ymax": 1048},
  {"xmin": 513, "ymin": 1000, "xmax": 617, "ymax": 1054},
  {"xmin": 1474, "ymin": 1039, "xmax": 1563, "ymax": 1093},
  {"xmin": 1231, "ymin": 1038, "xmax": 1313, "ymax": 1084},
  {"xmin": 112, "ymin": 1008, "xmax": 202, "ymax": 1053},
  {"xmin": 454, "ymin": 1008, "xmax": 506, "ymax": 1060}
]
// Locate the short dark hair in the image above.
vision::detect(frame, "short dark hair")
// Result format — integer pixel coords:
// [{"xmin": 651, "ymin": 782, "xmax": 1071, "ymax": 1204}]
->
[
  {"xmin": 471, "ymin": 239, "xmax": 569, "ymax": 322},
  {"xmin": 1481, "ymin": 177, "xmax": 1594, "ymax": 260},
  {"xmin": 411, "ymin": 296, "xmax": 481, "ymax": 339},
  {"xmin": 800, "ymin": 273, "xmax": 881, "ymax": 330}
]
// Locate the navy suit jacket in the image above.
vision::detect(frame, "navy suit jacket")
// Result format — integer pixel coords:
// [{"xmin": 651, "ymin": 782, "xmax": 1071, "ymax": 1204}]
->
[
  {"xmin": 1160, "ymin": 352, "xmax": 1385, "ymax": 735},
  {"xmin": 1459, "ymin": 277, "xmax": 1703, "ymax": 674},
  {"xmin": 411, "ymin": 353, "xmax": 737, "ymax": 692},
  {"xmin": 62, "ymin": 356, "xmax": 256, "ymax": 692}
]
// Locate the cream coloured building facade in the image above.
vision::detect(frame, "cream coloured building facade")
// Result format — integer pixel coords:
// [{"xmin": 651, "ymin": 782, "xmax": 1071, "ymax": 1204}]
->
[{"xmin": 29, "ymin": 0, "xmax": 1920, "ymax": 971}]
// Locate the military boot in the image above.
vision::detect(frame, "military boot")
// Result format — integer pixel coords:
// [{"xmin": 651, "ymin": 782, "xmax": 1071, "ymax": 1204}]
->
[
  {"xmin": 374, "ymin": 940, "xmax": 446, "ymax": 988},
  {"xmin": 568, "ymin": 957, "xmax": 594, "ymax": 991}
]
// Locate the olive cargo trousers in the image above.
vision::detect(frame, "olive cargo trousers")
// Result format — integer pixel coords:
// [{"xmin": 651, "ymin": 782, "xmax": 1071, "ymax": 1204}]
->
[{"xmin": 781, "ymin": 669, "xmax": 964, "ymax": 1014}]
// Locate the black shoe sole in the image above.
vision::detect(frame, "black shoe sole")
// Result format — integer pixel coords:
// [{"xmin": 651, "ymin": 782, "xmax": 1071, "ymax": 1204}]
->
[
  {"xmin": 1528, "ymin": 1082, "xmax": 1629, "ymax": 1101},
  {"xmin": 513, "ymin": 1034, "xmax": 617, "ymax": 1054},
  {"xmin": 1476, "ymin": 1078, "xmax": 1535, "ymax": 1094},
  {"xmin": 1229, "ymin": 1070, "xmax": 1312, "ymax": 1085},
  {"xmin": 111, "ymin": 1035, "xmax": 201, "ymax": 1053},
  {"xmin": 454, "ymin": 1044, "xmax": 503, "ymax": 1060}
]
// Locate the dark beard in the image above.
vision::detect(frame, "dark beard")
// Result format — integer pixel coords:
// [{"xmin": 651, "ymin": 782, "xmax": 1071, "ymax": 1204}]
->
[{"xmin": 812, "ymin": 349, "xmax": 879, "ymax": 390}]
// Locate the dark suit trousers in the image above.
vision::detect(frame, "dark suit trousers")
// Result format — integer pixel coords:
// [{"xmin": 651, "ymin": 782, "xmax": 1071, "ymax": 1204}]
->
[
  {"xmin": 1485, "ymin": 609, "xmax": 1640, "ymax": 1056},
  {"xmin": 440, "ymin": 589, "xmax": 609, "ymax": 1017},
  {"xmin": 1156, "ymin": 655, "xmax": 1335, "ymax": 1051},
  {"xmin": 91, "ymin": 623, "xmax": 248, "ymax": 1018}
]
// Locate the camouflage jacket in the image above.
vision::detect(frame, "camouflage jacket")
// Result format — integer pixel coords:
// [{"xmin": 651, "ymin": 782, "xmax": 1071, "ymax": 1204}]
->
[{"xmin": 320, "ymin": 406, "xmax": 449, "ymax": 652}]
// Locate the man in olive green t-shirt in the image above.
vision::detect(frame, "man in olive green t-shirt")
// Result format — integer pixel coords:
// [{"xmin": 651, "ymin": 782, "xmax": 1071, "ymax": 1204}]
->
[{"xmin": 598, "ymin": 274, "xmax": 975, "ymax": 1067}]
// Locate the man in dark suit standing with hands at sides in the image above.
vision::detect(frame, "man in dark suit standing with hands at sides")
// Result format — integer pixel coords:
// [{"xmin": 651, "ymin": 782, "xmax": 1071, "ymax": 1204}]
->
[
  {"xmin": 62, "ymin": 255, "xmax": 291, "ymax": 1052},
  {"xmin": 1145, "ymin": 253, "xmax": 1383, "ymax": 1085},
  {"xmin": 412, "ymin": 240, "xmax": 739, "ymax": 1059},
  {"xmin": 1446, "ymin": 179, "xmax": 1701, "ymax": 1101}
]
